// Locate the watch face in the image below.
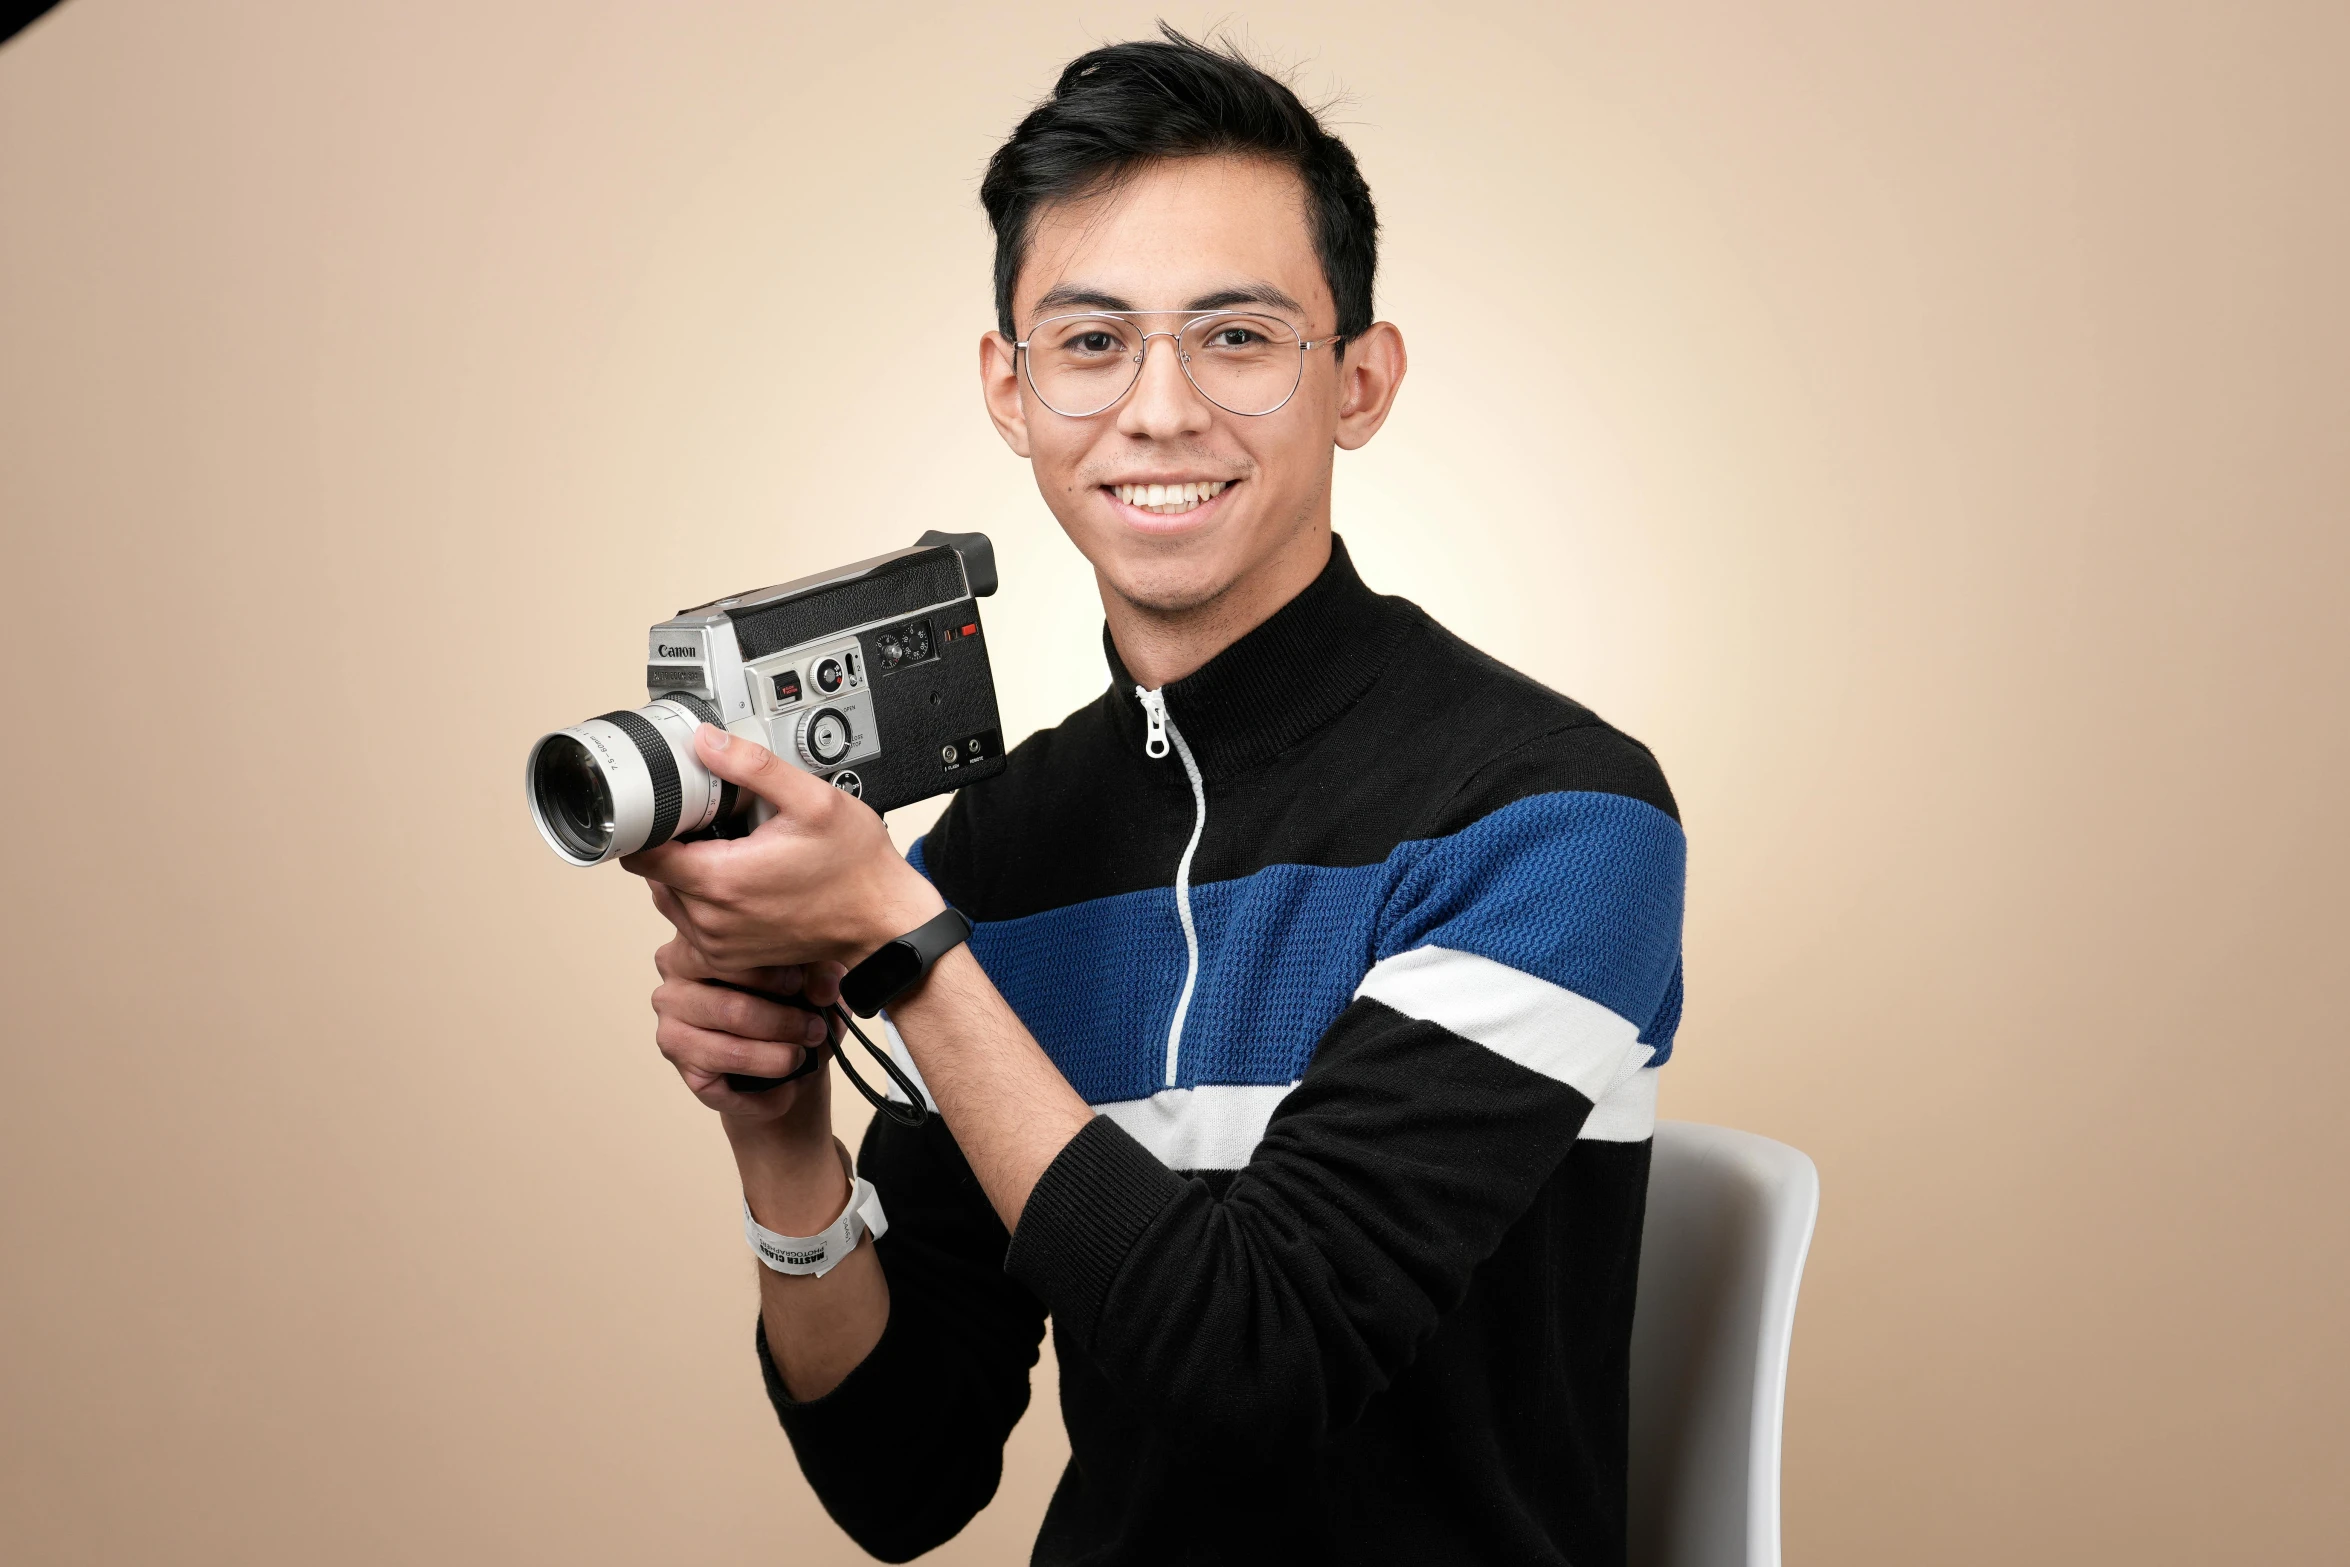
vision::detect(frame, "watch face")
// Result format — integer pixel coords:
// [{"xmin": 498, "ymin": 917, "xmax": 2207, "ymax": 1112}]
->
[
  {"xmin": 847, "ymin": 940, "xmax": 922, "ymax": 1013},
  {"xmin": 872, "ymin": 942, "xmax": 922, "ymax": 993}
]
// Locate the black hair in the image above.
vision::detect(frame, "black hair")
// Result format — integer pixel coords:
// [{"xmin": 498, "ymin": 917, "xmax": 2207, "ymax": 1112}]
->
[{"xmin": 979, "ymin": 24, "xmax": 1378, "ymax": 345}]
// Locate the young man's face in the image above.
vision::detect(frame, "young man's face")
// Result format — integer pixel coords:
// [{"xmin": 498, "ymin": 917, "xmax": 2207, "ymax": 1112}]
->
[{"xmin": 981, "ymin": 156, "xmax": 1404, "ymax": 621}]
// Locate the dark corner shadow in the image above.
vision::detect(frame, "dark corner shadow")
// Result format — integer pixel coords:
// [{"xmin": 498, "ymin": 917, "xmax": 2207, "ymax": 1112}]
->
[{"xmin": 3, "ymin": 1, "xmax": 68, "ymax": 51}]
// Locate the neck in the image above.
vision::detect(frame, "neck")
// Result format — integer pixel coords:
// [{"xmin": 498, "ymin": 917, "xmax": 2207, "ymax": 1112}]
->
[{"xmin": 1100, "ymin": 523, "xmax": 1333, "ymax": 690}]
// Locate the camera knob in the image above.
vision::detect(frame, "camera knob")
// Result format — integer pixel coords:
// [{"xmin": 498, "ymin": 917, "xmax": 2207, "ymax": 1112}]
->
[{"xmin": 797, "ymin": 706, "xmax": 855, "ymax": 769}]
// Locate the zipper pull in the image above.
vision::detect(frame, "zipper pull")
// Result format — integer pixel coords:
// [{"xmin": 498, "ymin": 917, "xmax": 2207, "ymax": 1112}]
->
[{"xmin": 1136, "ymin": 685, "xmax": 1171, "ymax": 759}]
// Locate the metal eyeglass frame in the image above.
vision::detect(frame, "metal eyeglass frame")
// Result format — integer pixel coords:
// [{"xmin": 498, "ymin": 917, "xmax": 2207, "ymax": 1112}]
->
[{"xmin": 1013, "ymin": 308, "xmax": 1344, "ymax": 418}]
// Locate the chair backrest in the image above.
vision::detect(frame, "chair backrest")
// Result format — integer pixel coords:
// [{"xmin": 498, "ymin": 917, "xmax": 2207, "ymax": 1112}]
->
[{"xmin": 1626, "ymin": 1121, "xmax": 1821, "ymax": 1567}]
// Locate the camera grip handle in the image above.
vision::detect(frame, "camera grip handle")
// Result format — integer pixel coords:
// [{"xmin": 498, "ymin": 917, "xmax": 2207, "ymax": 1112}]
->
[{"xmin": 697, "ymin": 977, "xmax": 835, "ymax": 1094}]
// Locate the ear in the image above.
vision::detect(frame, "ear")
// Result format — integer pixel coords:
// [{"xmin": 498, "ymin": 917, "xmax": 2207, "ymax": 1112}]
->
[
  {"xmin": 1332, "ymin": 321, "xmax": 1408, "ymax": 452},
  {"xmin": 979, "ymin": 330, "xmax": 1033, "ymax": 458}
]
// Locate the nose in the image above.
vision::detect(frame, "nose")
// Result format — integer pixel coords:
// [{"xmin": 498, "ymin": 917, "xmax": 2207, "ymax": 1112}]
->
[{"xmin": 1115, "ymin": 331, "xmax": 1213, "ymax": 440}]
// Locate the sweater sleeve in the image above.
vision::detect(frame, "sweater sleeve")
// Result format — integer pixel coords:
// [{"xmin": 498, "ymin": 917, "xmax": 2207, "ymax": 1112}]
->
[
  {"xmin": 758, "ymin": 1111, "xmax": 1047, "ymax": 1562},
  {"xmin": 1001, "ymin": 725, "xmax": 1685, "ymax": 1452}
]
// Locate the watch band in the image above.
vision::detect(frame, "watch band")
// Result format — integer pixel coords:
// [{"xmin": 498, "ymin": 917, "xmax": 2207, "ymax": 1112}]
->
[
  {"xmin": 840, "ymin": 906, "xmax": 973, "ymax": 1017},
  {"xmin": 743, "ymin": 1139, "xmax": 889, "ymax": 1278}
]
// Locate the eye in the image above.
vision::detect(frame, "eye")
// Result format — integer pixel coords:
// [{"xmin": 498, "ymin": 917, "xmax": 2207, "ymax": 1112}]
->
[
  {"xmin": 1211, "ymin": 326, "xmax": 1261, "ymax": 347},
  {"xmin": 1076, "ymin": 331, "xmax": 1119, "ymax": 353}
]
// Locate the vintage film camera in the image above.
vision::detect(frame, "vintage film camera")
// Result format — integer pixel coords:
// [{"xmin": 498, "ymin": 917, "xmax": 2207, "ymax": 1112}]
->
[{"xmin": 526, "ymin": 531, "xmax": 1006, "ymax": 867}]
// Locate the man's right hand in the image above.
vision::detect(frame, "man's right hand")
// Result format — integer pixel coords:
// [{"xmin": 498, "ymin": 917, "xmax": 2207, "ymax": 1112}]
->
[
  {"xmin": 650, "ymin": 935, "xmax": 844, "ymax": 1126},
  {"xmin": 652, "ymin": 936, "xmax": 887, "ymax": 1402}
]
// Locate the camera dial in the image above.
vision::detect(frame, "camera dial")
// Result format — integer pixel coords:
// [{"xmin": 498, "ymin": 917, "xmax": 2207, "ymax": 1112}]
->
[
  {"xmin": 798, "ymin": 707, "xmax": 855, "ymax": 769},
  {"xmin": 814, "ymin": 657, "xmax": 845, "ymax": 694}
]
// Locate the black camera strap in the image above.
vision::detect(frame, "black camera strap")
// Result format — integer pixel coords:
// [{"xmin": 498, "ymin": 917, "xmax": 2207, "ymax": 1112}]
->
[{"xmin": 701, "ymin": 979, "xmax": 930, "ymax": 1126}]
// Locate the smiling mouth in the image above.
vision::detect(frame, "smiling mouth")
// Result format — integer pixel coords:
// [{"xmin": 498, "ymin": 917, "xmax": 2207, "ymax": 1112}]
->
[{"xmin": 1109, "ymin": 480, "xmax": 1232, "ymax": 516}]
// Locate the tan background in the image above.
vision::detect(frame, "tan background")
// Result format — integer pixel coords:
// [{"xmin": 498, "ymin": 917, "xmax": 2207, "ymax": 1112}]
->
[{"xmin": 3, "ymin": 2, "xmax": 2344, "ymax": 1562}]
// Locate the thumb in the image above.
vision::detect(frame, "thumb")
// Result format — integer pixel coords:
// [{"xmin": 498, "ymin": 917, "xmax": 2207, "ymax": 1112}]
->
[{"xmin": 694, "ymin": 723, "xmax": 829, "ymax": 813}]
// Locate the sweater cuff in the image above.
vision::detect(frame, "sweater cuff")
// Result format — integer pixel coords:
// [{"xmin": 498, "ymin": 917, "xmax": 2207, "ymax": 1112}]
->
[{"xmin": 1003, "ymin": 1114, "xmax": 1186, "ymax": 1348}]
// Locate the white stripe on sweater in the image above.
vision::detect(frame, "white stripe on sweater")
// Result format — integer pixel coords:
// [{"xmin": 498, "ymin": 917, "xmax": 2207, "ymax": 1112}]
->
[
  {"xmin": 1089, "ymin": 1060, "xmax": 1658, "ymax": 1173},
  {"xmin": 1096, "ymin": 1084, "xmax": 1298, "ymax": 1171},
  {"xmin": 1582, "ymin": 1066, "xmax": 1659, "ymax": 1143},
  {"xmin": 894, "ymin": 945, "xmax": 1663, "ymax": 1166},
  {"xmin": 1354, "ymin": 944, "xmax": 1655, "ymax": 1105}
]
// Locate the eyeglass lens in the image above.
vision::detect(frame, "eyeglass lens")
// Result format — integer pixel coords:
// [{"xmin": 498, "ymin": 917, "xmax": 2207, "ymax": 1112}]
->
[{"xmin": 1023, "ymin": 313, "xmax": 1306, "ymax": 417}]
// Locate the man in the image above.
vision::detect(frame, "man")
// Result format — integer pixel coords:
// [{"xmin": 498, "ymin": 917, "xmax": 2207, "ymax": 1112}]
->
[{"xmin": 628, "ymin": 29, "xmax": 1685, "ymax": 1566}]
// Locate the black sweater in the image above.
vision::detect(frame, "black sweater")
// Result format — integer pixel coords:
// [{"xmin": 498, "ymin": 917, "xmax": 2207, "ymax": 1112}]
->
[{"xmin": 760, "ymin": 539, "xmax": 1686, "ymax": 1565}]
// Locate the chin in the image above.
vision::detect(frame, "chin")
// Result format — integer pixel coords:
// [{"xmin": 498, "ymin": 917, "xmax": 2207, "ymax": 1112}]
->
[{"xmin": 1099, "ymin": 554, "xmax": 1243, "ymax": 617}]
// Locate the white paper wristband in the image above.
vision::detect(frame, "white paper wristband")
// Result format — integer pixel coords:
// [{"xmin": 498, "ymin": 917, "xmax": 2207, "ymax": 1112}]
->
[{"xmin": 742, "ymin": 1141, "xmax": 889, "ymax": 1278}]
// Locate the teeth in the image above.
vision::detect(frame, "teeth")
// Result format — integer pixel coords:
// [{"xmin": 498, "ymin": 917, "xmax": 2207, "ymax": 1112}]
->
[{"xmin": 1113, "ymin": 480, "xmax": 1230, "ymax": 514}]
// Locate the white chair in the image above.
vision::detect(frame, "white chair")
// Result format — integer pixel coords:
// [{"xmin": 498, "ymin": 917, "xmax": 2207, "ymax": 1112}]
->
[{"xmin": 1627, "ymin": 1120, "xmax": 1821, "ymax": 1567}]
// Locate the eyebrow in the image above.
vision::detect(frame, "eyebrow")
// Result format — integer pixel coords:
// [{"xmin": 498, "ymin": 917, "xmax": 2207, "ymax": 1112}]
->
[
  {"xmin": 1186, "ymin": 284, "xmax": 1305, "ymax": 315},
  {"xmin": 1028, "ymin": 281, "xmax": 1308, "ymax": 319},
  {"xmin": 1032, "ymin": 285, "xmax": 1134, "ymax": 314}
]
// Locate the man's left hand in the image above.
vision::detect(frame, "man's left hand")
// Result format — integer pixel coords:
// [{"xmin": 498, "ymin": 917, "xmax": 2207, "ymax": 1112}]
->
[{"xmin": 622, "ymin": 724, "xmax": 945, "ymax": 972}]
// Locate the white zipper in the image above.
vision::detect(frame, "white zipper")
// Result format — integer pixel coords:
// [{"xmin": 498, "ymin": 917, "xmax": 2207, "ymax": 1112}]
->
[{"xmin": 1138, "ymin": 685, "xmax": 1206, "ymax": 1089}]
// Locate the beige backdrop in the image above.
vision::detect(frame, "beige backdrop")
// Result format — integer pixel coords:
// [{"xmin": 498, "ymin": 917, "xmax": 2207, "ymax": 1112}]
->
[{"xmin": 3, "ymin": 2, "xmax": 2344, "ymax": 1562}]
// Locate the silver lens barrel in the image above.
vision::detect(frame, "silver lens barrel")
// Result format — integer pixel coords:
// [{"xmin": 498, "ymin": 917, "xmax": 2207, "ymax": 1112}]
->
[{"xmin": 525, "ymin": 697, "xmax": 728, "ymax": 867}]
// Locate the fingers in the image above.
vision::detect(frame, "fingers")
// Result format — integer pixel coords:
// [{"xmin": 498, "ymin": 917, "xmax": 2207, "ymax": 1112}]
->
[
  {"xmin": 655, "ymin": 931, "xmax": 728, "ymax": 982},
  {"xmin": 619, "ymin": 835, "xmax": 700, "ymax": 884},
  {"xmin": 672, "ymin": 1058, "xmax": 831, "ymax": 1119},
  {"xmin": 653, "ymin": 1011, "xmax": 812, "ymax": 1085},
  {"xmin": 647, "ymin": 880, "xmax": 762, "ymax": 972},
  {"xmin": 691, "ymin": 723, "xmax": 835, "ymax": 814},
  {"xmin": 650, "ymin": 949, "xmax": 837, "ymax": 1121},
  {"xmin": 658, "ymin": 975, "xmax": 831, "ymax": 1046},
  {"xmin": 623, "ymin": 725, "xmax": 833, "ymax": 898},
  {"xmin": 648, "ymin": 880, "xmax": 693, "ymax": 938},
  {"xmin": 620, "ymin": 824, "xmax": 740, "ymax": 893},
  {"xmin": 625, "ymin": 835, "xmax": 756, "ymax": 923},
  {"xmin": 652, "ymin": 936, "xmax": 822, "ymax": 1009},
  {"xmin": 673, "ymin": 1061, "xmax": 790, "ymax": 1114},
  {"xmin": 801, "ymin": 961, "xmax": 846, "ymax": 1010}
]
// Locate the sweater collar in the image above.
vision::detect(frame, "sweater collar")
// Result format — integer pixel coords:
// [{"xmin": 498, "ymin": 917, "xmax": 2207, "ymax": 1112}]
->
[{"xmin": 1101, "ymin": 535, "xmax": 1419, "ymax": 781}]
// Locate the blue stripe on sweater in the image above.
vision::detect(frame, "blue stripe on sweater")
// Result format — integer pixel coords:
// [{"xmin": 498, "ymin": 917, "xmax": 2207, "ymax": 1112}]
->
[{"xmin": 911, "ymin": 790, "xmax": 1685, "ymax": 1107}]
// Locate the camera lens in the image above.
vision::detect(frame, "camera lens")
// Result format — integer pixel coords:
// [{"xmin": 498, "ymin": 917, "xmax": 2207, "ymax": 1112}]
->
[
  {"xmin": 532, "ymin": 736, "xmax": 616, "ymax": 861},
  {"xmin": 815, "ymin": 657, "xmax": 844, "ymax": 693},
  {"xmin": 526, "ymin": 697, "xmax": 734, "ymax": 867}
]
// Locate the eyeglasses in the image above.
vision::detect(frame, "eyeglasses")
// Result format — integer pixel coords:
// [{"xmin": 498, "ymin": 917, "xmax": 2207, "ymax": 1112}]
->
[{"xmin": 1014, "ymin": 309, "xmax": 1341, "ymax": 418}]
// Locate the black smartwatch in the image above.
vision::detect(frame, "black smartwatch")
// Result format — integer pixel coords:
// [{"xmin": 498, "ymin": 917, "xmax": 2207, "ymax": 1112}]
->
[{"xmin": 840, "ymin": 907, "xmax": 973, "ymax": 1017}]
